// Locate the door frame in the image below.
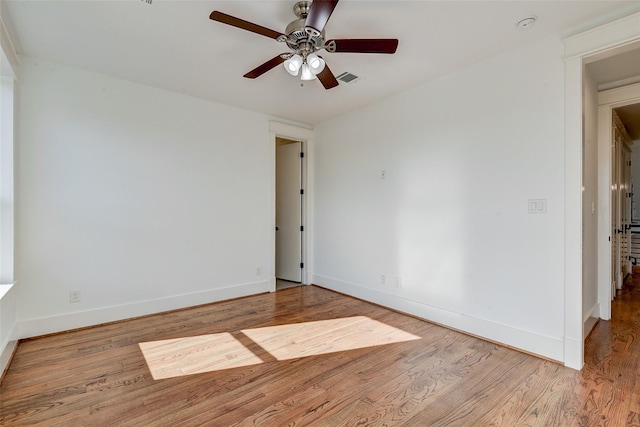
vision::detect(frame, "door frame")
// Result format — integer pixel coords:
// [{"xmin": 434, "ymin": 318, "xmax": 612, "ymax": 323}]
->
[
  {"xmin": 563, "ymin": 11, "xmax": 640, "ymax": 369},
  {"xmin": 275, "ymin": 139, "xmax": 303, "ymax": 283},
  {"xmin": 268, "ymin": 121, "xmax": 315, "ymax": 291},
  {"xmin": 597, "ymin": 83, "xmax": 640, "ymax": 318}
]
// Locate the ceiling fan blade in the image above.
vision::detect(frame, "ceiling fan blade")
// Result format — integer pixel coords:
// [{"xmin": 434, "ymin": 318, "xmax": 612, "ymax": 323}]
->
[
  {"xmin": 325, "ymin": 39, "xmax": 399, "ymax": 54},
  {"xmin": 305, "ymin": 0, "xmax": 339, "ymax": 36},
  {"xmin": 210, "ymin": 11, "xmax": 285, "ymax": 40},
  {"xmin": 243, "ymin": 55, "xmax": 287, "ymax": 79},
  {"xmin": 317, "ymin": 63, "xmax": 339, "ymax": 90}
]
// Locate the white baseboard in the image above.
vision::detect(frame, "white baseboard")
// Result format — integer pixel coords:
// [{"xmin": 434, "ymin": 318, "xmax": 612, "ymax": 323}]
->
[
  {"xmin": 598, "ymin": 297, "xmax": 611, "ymax": 320},
  {"xmin": 17, "ymin": 280, "xmax": 271, "ymax": 339},
  {"xmin": 311, "ymin": 274, "xmax": 564, "ymax": 363},
  {"xmin": 0, "ymin": 339, "xmax": 17, "ymax": 380},
  {"xmin": 583, "ymin": 301, "xmax": 600, "ymax": 322},
  {"xmin": 564, "ymin": 337, "xmax": 583, "ymax": 370},
  {"xmin": 0, "ymin": 282, "xmax": 18, "ymax": 379}
]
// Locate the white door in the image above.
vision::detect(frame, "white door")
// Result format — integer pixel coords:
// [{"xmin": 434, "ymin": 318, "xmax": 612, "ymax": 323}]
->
[
  {"xmin": 276, "ymin": 141, "xmax": 302, "ymax": 282},
  {"xmin": 621, "ymin": 145, "xmax": 632, "ymax": 278},
  {"xmin": 612, "ymin": 131, "xmax": 621, "ymax": 296}
]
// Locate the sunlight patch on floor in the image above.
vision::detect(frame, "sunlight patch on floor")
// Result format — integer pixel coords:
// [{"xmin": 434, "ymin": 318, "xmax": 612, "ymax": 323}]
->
[
  {"xmin": 139, "ymin": 316, "xmax": 421, "ymax": 379},
  {"xmin": 241, "ymin": 316, "xmax": 421, "ymax": 361},
  {"xmin": 138, "ymin": 333, "xmax": 263, "ymax": 380}
]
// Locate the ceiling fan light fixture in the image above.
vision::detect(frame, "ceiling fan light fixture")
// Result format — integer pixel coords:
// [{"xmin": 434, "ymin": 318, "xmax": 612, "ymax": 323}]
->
[
  {"xmin": 284, "ymin": 54, "xmax": 303, "ymax": 76},
  {"xmin": 306, "ymin": 53, "xmax": 325, "ymax": 74},
  {"xmin": 300, "ymin": 63, "xmax": 316, "ymax": 81}
]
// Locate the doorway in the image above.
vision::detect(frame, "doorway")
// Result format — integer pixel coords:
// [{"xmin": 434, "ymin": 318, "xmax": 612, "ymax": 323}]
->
[
  {"xmin": 609, "ymin": 109, "xmax": 634, "ymax": 298},
  {"xmin": 596, "ymin": 86, "xmax": 640, "ymax": 320},
  {"xmin": 275, "ymin": 138, "xmax": 304, "ymax": 290},
  {"xmin": 564, "ymin": 17, "xmax": 640, "ymax": 368}
]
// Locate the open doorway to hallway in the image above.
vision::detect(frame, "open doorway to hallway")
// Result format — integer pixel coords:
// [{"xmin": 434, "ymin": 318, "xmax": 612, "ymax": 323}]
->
[
  {"xmin": 275, "ymin": 137, "xmax": 304, "ymax": 291},
  {"xmin": 618, "ymin": 104, "xmax": 640, "ymax": 292},
  {"xmin": 582, "ymin": 45, "xmax": 640, "ymax": 341}
]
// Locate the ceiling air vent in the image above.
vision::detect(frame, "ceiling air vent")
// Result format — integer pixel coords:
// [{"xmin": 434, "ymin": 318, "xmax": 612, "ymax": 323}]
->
[{"xmin": 336, "ymin": 72, "xmax": 360, "ymax": 84}]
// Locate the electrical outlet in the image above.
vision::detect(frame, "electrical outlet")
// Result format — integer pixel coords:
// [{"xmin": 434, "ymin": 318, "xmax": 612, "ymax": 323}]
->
[
  {"xmin": 381, "ymin": 170, "xmax": 386, "ymax": 179},
  {"xmin": 380, "ymin": 274, "xmax": 386, "ymax": 285},
  {"xmin": 69, "ymin": 290, "xmax": 81, "ymax": 303},
  {"xmin": 394, "ymin": 277, "xmax": 401, "ymax": 289},
  {"xmin": 256, "ymin": 266, "xmax": 262, "ymax": 276}
]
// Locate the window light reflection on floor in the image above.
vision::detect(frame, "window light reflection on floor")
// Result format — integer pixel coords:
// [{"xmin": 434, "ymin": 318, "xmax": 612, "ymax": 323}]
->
[
  {"xmin": 139, "ymin": 316, "xmax": 421, "ymax": 380},
  {"xmin": 138, "ymin": 332, "xmax": 263, "ymax": 380},
  {"xmin": 241, "ymin": 316, "xmax": 421, "ymax": 361}
]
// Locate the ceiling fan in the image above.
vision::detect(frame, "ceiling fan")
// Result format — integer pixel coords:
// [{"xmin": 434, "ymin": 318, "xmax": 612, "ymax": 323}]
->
[{"xmin": 209, "ymin": 0, "xmax": 399, "ymax": 89}]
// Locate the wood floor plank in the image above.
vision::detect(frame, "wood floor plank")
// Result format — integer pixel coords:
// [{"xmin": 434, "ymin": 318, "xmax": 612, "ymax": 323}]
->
[{"xmin": 2, "ymin": 279, "xmax": 640, "ymax": 426}]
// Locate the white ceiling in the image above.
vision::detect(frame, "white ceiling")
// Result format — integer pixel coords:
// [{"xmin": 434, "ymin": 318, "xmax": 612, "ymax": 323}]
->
[
  {"xmin": 588, "ymin": 46, "xmax": 640, "ymax": 90},
  {"xmin": 3, "ymin": 0, "xmax": 640, "ymax": 126}
]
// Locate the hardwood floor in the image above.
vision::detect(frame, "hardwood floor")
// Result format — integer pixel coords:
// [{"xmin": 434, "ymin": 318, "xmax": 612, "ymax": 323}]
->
[{"xmin": 1, "ymin": 277, "xmax": 639, "ymax": 426}]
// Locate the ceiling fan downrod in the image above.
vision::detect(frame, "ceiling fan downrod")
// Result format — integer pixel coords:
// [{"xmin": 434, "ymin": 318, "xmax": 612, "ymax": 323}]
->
[{"xmin": 279, "ymin": 1, "xmax": 326, "ymax": 55}]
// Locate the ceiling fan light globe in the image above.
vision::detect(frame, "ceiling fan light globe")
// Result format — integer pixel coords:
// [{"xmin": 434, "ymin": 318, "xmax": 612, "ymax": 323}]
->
[
  {"xmin": 284, "ymin": 54, "xmax": 303, "ymax": 76},
  {"xmin": 284, "ymin": 62, "xmax": 299, "ymax": 76},
  {"xmin": 300, "ymin": 63, "xmax": 316, "ymax": 80},
  {"xmin": 307, "ymin": 53, "xmax": 325, "ymax": 74}
]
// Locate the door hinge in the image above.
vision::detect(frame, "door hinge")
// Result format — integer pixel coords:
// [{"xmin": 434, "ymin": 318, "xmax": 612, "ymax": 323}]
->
[
  {"xmin": 300, "ymin": 262, "xmax": 304, "ymax": 269},
  {"xmin": 300, "ymin": 152, "xmax": 304, "ymax": 158},
  {"xmin": 300, "ymin": 225, "xmax": 304, "ymax": 232},
  {"xmin": 300, "ymin": 189, "xmax": 304, "ymax": 195}
]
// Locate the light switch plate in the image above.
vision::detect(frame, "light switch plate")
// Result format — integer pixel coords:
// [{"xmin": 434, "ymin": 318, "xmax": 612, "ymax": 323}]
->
[{"xmin": 528, "ymin": 199, "xmax": 547, "ymax": 214}]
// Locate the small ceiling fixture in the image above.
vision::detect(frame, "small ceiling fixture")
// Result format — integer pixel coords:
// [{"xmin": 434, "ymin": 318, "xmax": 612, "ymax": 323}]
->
[{"xmin": 515, "ymin": 16, "xmax": 537, "ymax": 30}]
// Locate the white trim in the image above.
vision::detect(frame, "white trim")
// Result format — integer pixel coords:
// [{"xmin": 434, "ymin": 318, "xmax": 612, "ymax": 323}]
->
[
  {"xmin": 0, "ymin": 281, "xmax": 16, "ymax": 378},
  {"xmin": 312, "ymin": 275, "xmax": 564, "ymax": 363},
  {"xmin": 597, "ymin": 83, "xmax": 640, "ymax": 320},
  {"xmin": 564, "ymin": 56, "xmax": 584, "ymax": 370},
  {"xmin": 598, "ymin": 82, "xmax": 640, "ymax": 106},
  {"xmin": 0, "ymin": 15, "xmax": 19, "ymax": 79},
  {"xmin": 0, "ymin": 73, "xmax": 15, "ymax": 380},
  {"xmin": 597, "ymin": 103, "xmax": 613, "ymax": 320},
  {"xmin": 17, "ymin": 280, "xmax": 271, "ymax": 338},
  {"xmin": 269, "ymin": 121, "xmax": 315, "ymax": 288},
  {"xmin": 0, "ymin": 339, "xmax": 17, "ymax": 378},
  {"xmin": 0, "ymin": 283, "xmax": 13, "ymax": 301},
  {"xmin": 269, "ymin": 122, "xmax": 313, "ymax": 140},
  {"xmin": 583, "ymin": 302, "xmax": 600, "ymax": 323},
  {"xmin": 563, "ymin": 12, "xmax": 640, "ymax": 61},
  {"xmin": 0, "ymin": 77, "xmax": 14, "ymax": 285},
  {"xmin": 598, "ymin": 75, "xmax": 640, "ymax": 92},
  {"xmin": 563, "ymin": 10, "xmax": 640, "ymax": 370}
]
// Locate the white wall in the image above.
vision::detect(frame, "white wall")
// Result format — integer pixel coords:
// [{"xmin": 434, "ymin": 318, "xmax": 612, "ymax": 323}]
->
[
  {"xmin": 15, "ymin": 57, "xmax": 274, "ymax": 337},
  {"xmin": 583, "ymin": 68, "xmax": 599, "ymax": 324},
  {"xmin": 313, "ymin": 36, "xmax": 567, "ymax": 361}
]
